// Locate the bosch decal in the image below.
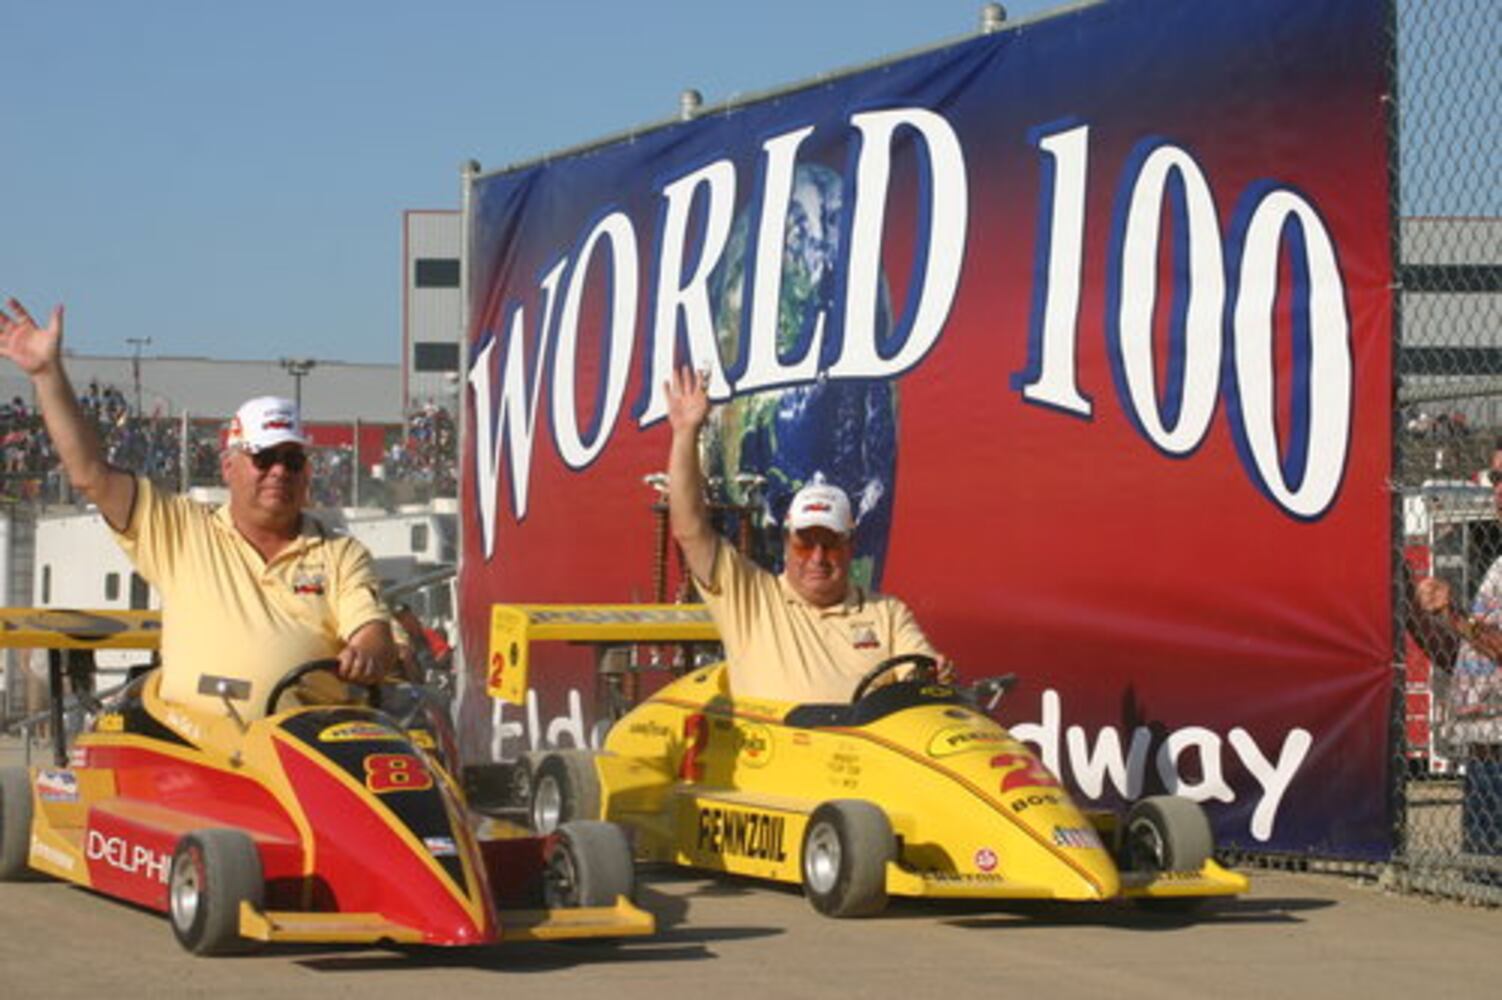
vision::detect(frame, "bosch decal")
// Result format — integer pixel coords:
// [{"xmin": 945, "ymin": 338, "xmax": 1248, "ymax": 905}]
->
[{"xmin": 1010, "ymin": 792, "xmax": 1064, "ymax": 814}]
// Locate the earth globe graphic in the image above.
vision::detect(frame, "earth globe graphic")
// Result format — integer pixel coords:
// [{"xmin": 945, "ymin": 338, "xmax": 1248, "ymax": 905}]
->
[{"xmin": 702, "ymin": 162, "xmax": 899, "ymax": 589}]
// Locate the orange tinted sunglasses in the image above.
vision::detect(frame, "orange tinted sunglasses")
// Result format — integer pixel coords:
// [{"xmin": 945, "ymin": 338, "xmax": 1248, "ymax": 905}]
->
[{"xmin": 788, "ymin": 530, "xmax": 851, "ymax": 556}]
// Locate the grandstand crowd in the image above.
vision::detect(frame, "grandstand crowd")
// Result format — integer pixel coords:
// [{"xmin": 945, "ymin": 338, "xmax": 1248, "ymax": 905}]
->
[{"xmin": 1, "ymin": 381, "xmax": 456, "ymax": 507}]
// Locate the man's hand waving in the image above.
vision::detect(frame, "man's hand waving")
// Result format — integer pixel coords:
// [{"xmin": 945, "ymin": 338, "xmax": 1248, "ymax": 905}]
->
[{"xmin": 0, "ymin": 299, "xmax": 63, "ymax": 376}]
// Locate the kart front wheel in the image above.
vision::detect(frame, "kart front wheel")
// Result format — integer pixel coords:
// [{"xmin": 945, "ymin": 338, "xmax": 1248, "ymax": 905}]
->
[
  {"xmin": 1121, "ymin": 796, "xmax": 1214, "ymax": 913},
  {"xmin": 0, "ymin": 768, "xmax": 38, "ymax": 881},
  {"xmin": 542, "ymin": 820, "xmax": 635, "ymax": 908},
  {"xmin": 1121, "ymin": 795, "xmax": 1213, "ymax": 873},
  {"xmin": 800, "ymin": 800, "xmax": 893, "ymax": 918},
  {"xmin": 529, "ymin": 751, "xmax": 602, "ymax": 833},
  {"xmin": 168, "ymin": 829, "xmax": 265, "ymax": 955}
]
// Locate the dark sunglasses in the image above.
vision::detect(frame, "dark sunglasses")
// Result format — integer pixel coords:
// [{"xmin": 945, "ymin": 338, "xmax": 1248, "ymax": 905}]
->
[{"xmin": 247, "ymin": 447, "xmax": 308, "ymax": 473}]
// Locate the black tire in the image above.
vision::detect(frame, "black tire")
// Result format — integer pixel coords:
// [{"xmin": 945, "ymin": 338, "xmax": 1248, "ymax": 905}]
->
[
  {"xmin": 1120, "ymin": 795, "xmax": 1214, "ymax": 873},
  {"xmin": 543, "ymin": 820, "xmax": 635, "ymax": 908},
  {"xmin": 800, "ymin": 800, "xmax": 893, "ymax": 918},
  {"xmin": 528, "ymin": 751, "xmax": 602, "ymax": 833},
  {"xmin": 0, "ymin": 768, "xmax": 37, "ymax": 881},
  {"xmin": 168, "ymin": 829, "xmax": 265, "ymax": 955}
]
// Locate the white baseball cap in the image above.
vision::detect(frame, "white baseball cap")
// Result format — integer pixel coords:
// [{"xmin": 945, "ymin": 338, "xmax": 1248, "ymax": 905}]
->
[
  {"xmin": 785, "ymin": 477, "xmax": 854, "ymax": 535},
  {"xmin": 226, "ymin": 396, "xmax": 308, "ymax": 453}
]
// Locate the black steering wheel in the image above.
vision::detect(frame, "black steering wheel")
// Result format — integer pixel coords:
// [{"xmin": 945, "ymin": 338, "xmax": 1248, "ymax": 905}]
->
[
  {"xmin": 849, "ymin": 653, "xmax": 939, "ymax": 704},
  {"xmin": 264, "ymin": 658, "xmax": 383, "ymax": 717}
]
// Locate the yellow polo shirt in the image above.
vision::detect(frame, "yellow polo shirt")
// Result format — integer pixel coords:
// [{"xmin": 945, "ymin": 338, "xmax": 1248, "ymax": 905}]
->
[
  {"xmin": 112, "ymin": 477, "xmax": 390, "ymax": 718},
  {"xmin": 695, "ymin": 541, "xmax": 939, "ymax": 704}
]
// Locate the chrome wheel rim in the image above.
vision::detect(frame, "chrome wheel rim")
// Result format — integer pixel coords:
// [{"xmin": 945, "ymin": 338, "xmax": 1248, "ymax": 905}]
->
[
  {"xmin": 803, "ymin": 821, "xmax": 842, "ymax": 894},
  {"xmin": 169, "ymin": 848, "xmax": 202, "ymax": 931},
  {"xmin": 532, "ymin": 774, "xmax": 563, "ymax": 833}
]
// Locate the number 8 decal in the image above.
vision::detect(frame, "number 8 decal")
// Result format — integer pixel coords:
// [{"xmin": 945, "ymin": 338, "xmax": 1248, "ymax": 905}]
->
[{"xmin": 365, "ymin": 753, "xmax": 434, "ymax": 793}]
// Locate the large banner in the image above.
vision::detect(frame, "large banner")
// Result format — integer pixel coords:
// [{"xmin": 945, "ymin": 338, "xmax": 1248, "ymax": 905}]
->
[{"xmin": 460, "ymin": 0, "xmax": 1394, "ymax": 856}]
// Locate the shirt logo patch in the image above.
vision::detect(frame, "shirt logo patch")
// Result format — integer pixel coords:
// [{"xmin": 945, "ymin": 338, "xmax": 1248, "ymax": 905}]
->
[
  {"xmin": 292, "ymin": 573, "xmax": 326, "ymax": 596},
  {"xmin": 850, "ymin": 624, "xmax": 880, "ymax": 650}
]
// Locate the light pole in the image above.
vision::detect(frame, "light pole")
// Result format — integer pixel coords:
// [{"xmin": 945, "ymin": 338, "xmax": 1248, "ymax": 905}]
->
[
  {"xmin": 125, "ymin": 337, "xmax": 151, "ymax": 417},
  {"xmin": 279, "ymin": 358, "xmax": 317, "ymax": 414}
]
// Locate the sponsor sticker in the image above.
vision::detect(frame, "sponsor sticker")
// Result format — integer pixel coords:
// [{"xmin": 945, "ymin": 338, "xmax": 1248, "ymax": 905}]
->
[
  {"xmin": 86, "ymin": 829, "xmax": 170, "ymax": 883},
  {"xmin": 974, "ymin": 847, "xmax": 998, "ymax": 872},
  {"xmin": 291, "ymin": 573, "xmax": 326, "ymax": 596},
  {"xmin": 320, "ymin": 721, "xmax": 402, "ymax": 743},
  {"xmin": 628, "ymin": 720, "xmax": 672, "ymax": 740},
  {"xmin": 164, "ymin": 709, "xmax": 202, "ymax": 743},
  {"xmin": 922, "ymin": 871, "xmax": 1006, "ymax": 884},
  {"xmin": 30, "ymin": 835, "xmax": 76, "ymax": 873},
  {"xmin": 96, "ymin": 712, "xmax": 125, "ymax": 733},
  {"xmin": 1052, "ymin": 826, "xmax": 1103, "ymax": 850},
  {"xmin": 696, "ymin": 806, "xmax": 789, "ymax": 862},
  {"xmin": 1010, "ymin": 792, "xmax": 1064, "ymax": 814},
  {"xmin": 927, "ymin": 726, "xmax": 1011, "ymax": 758},
  {"xmin": 36, "ymin": 769, "xmax": 79, "ymax": 803},
  {"xmin": 423, "ymin": 836, "xmax": 458, "ymax": 857},
  {"xmin": 737, "ymin": 723, "xmax": 773, "ymax": 768}
]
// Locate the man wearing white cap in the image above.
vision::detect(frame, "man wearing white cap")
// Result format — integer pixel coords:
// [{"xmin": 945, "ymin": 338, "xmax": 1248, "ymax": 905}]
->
[
  {"xmin": 665, "ymin": 366, "xmax": 949, "ymax": 703},
  {"xmin": 0, "ymin": 299, "xmax": 396, "ymax": 718}
]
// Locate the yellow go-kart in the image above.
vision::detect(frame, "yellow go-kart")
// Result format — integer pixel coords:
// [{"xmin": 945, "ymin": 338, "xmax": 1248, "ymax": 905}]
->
[{"xmin": 492, "ymin": 605, "xmax": 1248, "ymax": 918}]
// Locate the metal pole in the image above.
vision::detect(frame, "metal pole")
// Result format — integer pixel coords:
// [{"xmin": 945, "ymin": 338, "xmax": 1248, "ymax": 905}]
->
[
  {"xmin": 179, "ymin": 411, "xmax": 190, "ymax": 492},
  {"xmin": 126, "ymin": 337, "xmax": 151, "ymax": 417},
  {"xmin": 279, "ymin": 358, "xmax": 317, "ymax": 414},
  {"xmin": 352, "ymin": 418, "xmax": 362, "ymax": 507}
]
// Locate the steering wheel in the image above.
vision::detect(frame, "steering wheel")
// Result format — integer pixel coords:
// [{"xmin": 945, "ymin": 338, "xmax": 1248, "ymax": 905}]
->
[
  {"xmin": 849, "ymin": 653, "xmax": 939, "ymax": 704},
  {"xmin": 263, "ymin": 658, "xmax": 383, "ymax": 717}
]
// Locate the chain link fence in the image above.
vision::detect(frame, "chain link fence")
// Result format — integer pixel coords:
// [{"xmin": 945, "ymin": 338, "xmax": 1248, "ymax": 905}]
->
[{"xmin": 1390, "ymin": 0, "xmax": 1502, "ymax": 905}]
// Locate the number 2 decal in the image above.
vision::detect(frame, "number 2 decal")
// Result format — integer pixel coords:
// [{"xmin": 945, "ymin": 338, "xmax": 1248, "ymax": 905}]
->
[
  {"xmin": 988, "ymin": 752, "xmax": 1060, "ymax": 793},
  {"xmin": 680, "ymin": 713, "xmax": 709, "ymax": 781}
]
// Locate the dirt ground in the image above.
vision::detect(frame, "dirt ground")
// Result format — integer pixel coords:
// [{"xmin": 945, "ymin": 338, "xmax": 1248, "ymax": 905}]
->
[{"xmin": 3, "ymin": 736, "xmax": 1499, "ymax": 999}]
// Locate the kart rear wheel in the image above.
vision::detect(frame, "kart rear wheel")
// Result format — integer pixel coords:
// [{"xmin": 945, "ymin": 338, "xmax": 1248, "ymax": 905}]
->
[
  {"xmin": 529, "ymin": 751, "xmax": 602, "ymax": 833},
  {"xmin": 800, "ymin": 800, "xmax": 893, "ymax": 918},
  {"xmin": 168, "ymin": 829, "xmax": 265, "ymax": 955},
  {"xmin": 542, "ymin": 820, "xmax": 635, "ymax": 908},
  {"xmin": 0, "ymin": 768, "xmax": 38, "ymax": 881}
]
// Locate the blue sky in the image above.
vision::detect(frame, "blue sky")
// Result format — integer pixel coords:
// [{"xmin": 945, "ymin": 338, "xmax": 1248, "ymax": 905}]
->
[
  {"xmin": 2, "ymin": 1, "xmax": 1490, "ymax": 367},
  {"xmin": 0, "ymin": 0, "xmax": 1059, "ymax": 364}
]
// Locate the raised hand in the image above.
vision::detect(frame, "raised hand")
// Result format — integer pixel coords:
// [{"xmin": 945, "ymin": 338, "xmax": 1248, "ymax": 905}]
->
[
  {"xmin": 0, "ymin": 298, "xmax": 63, "ymax": 376},
  {"xmin": 665, "ymin": 364, "xmax": 710, "ymax": 436}
]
